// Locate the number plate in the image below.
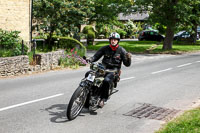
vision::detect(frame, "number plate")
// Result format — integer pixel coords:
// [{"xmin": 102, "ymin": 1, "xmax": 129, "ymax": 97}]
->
[{"xmin": 87, "ymin": 74, "xmax": 95, "ymax": 82}]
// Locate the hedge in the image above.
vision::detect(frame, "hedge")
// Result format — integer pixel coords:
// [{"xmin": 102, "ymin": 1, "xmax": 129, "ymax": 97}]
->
[{"xmin": 54, "ymin": 36, "xmax": 87, "ymax": 56}]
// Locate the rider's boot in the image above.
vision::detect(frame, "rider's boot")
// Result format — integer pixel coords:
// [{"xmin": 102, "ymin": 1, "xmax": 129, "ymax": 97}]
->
[{"xmin": 98, "ymin": 98, "xmax": 107, "ymax": 108}]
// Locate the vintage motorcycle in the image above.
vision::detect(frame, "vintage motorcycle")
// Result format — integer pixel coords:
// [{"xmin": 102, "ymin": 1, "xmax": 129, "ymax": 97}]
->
[{"xmin": 66, "ymin": 58, "xmax": 120, "ymax": 120}]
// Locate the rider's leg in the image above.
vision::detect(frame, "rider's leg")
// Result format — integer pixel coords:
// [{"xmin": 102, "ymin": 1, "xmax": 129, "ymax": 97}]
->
[
  {"xmin": 99, "ymin": 72, "xmax": 114, "ymax": 107},
  {"xmin": 101, "ymin": 72, "xmax": 115, "ymax": 99}
]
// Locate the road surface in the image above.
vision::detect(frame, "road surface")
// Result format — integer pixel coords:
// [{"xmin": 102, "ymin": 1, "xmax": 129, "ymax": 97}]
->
[{"xmin": 0, "ymin": 52, "xmax": 200, "ymax": 133}]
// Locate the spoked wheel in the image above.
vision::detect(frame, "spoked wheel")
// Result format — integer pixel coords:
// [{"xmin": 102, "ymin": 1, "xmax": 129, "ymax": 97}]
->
[{"xmin": 67, "ymin": 86, "xmax": 88, "ymax": 120}]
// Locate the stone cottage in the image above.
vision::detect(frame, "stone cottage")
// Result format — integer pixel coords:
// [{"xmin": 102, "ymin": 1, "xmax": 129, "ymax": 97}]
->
[{"xmin": 0, "ymin": 0, "xmax": 31, "ymax": 48}]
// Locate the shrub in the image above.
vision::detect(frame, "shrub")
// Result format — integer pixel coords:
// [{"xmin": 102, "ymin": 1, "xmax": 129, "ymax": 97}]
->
[
  {"xmin": 116, "ymin": 29, "xmax": 127, "ymax": 38},
  {"xmin": 82, "ymin": 25, "xmax": 95, "ymax": 34},
  {"xmin": 96, "ymin": 23, "xmax": 114, "ymax": 38},
  {"xmin": 87, "ymin": 30, "xmax": 95, "ymax": 40},
  {"xmin": 0, "ymin": 29, "xmax": 20, "ymax": 49},
  {"xmin": 124, "ymin": 20, "xmax": 136, "ymax": 38},
  {"xmin": 0, "ymin": 29, "xmax": 28, "ymax": 57},
  {"xmin": 0, "ymin": 49, "xmax": 12, "ymax": 57},
  {"xmin": 59, "ymin": 48, "xmax": 87, "ymax": 69},
  {"xmin": 82, "ymin": 25, "xmax": 96, "ymax": 45},
  {"xmin": 55, "ymin": 36, "xmax": 86, "ymax": 56}
]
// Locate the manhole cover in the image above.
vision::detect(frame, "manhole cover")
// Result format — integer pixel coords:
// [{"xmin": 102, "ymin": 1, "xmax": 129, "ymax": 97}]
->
[{"xmin": 123, "ymin": 103, "xmax": 180, "ymax": 121}]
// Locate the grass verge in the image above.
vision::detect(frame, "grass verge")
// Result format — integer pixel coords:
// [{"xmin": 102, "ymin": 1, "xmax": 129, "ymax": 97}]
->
[
  {"xmin": 87, "ymin": 40, "xmax": 200, "ymax": 54},
  {"xmin": 156, "ymin": 107, "xmax": 200, "ymax": 133}
]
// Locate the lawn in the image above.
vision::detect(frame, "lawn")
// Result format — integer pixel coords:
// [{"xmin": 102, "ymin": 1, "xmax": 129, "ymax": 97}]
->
[
  {"xmin": 87, "ymin": 40, "xmax": 200, "ymax": 54},
  {"xmin": 156, "ymin": 107, "xmax": 200, "ymax": 133}
]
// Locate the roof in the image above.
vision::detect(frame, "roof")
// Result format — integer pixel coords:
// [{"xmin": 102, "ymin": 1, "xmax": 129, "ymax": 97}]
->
[{"xmin": 118, "ymin": 12, "xmax": 149, "ymax": 21}]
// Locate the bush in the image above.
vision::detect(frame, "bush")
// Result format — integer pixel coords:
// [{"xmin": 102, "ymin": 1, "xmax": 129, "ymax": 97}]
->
[
  {"xmin": 55, "ymin": 36, "xmax": 86, "ymax": 56},
  {"xmin": 116, "ymin": 29, "xmax": 127, "ymax": 38},
  {"xmin": 124, "ymin": 20, "xmax": 135, "ymax": 38},
  {"xmin": 82, "ymin": 25, "xmax": 95, "ymax": 34},
  {"xmin": 59, "ymin": 48, "xmax": 87, "ymax": 69},
  {"xmin": 96, "ymin": 23, "xmax": 114, "ymax": 38},
  {"xmin": 0, "ymin": 49, "xmax": 12, "ymax": 57},
  {"xmin": 87, "ymin": 30, "xmax": 95, "ymax": 40},
  {"xmin": 0, "ymin": 29, "xmax": 28, "ymax": 57},
  {"xmin": 13, "ymin": 43, "xmax": 28, "ymax": 56},
  {"xmin": 0, "ymin": 29, "xmax": 20, "ymax": 49},
  {"xmin": 82, "ymin": 25, "xmax": 96, "ymax": 45}
]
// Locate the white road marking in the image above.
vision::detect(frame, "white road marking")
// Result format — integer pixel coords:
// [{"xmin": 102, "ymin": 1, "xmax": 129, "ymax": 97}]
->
[
  {"xmin": 151, "ymin": 68, "xmax": 173, "ymax": 74},
  {"xmin": 0, "ymin": 93, "xmax": 64, "ymax": 112},
  {"xmin": 196, "ymin": 61, "xmax": 200, "ymax": 63},
  {"xmin": 177, "ymin": 63, "xmax": 192, "ymax": 68},
  {"xmin": 121, "ymin": 77, "xmax": 135, "ymax": 81}
]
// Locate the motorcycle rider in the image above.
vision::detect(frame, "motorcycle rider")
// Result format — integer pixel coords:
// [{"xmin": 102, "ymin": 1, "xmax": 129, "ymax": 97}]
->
[{"xmin": 88, "ymin": 32, "xmax": 132, "ymax": 107}]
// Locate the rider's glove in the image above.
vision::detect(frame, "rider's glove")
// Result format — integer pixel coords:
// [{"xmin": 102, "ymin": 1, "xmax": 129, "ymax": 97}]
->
[
  {"xmin": 86, "ymin": 58, "xmax": 92, "ymax": 63},
  {"xmin": 126, "ymin": 52, "xmax": 132, "ymax": 59}
]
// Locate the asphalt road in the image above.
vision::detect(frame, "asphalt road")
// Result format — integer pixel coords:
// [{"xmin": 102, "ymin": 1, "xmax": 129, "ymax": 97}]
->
[{"xmin": 1, "ymin": 52, "xmax": 200, "ymax": 133}]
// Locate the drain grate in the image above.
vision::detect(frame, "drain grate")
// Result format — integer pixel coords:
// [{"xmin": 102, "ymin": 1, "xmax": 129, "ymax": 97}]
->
[{"xmin": 123, "ymin": 103, "xmax": 180, "ymax": 121}]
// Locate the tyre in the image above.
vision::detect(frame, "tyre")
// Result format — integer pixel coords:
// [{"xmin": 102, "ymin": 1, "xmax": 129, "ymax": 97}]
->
[{"xmin": 67, "ymin": 86, "xmax": 88, "ymax": 120}]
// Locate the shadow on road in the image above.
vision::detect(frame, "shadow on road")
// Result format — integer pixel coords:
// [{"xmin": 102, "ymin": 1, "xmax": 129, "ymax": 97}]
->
[
  {"xmin": 45, "ymin": 104, "xmax": 69, "ymax": 123},
  {"xmin": 45, "ymin": 104, "xmax": 98, "ymax": 123}
]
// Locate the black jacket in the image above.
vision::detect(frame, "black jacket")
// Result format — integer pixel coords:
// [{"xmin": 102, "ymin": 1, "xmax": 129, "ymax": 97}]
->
[{"xmin": 90, "ymin": 45, "xmax": 131, "ymax": 69}]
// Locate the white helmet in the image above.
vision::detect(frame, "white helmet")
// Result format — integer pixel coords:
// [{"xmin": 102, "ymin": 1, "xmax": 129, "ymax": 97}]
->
[{"xmin": 109, "ymin": 32, "xmax": 120, "ymax": 41}]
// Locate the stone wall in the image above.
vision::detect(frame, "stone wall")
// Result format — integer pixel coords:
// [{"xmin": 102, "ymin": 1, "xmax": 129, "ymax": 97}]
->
[
  {"xmin": 32, "ymin": 50, "xmax": 66, "ymax": 71},
  {"xmin": 0, "ymin": 0, "xmax": 31, "ymax": 43},
  {"xmin": 0, "ymin": 50, "xmax": 66, "ymax": 77},
  {"xmin": 0, "ymin": 55, "xmax": 29, "ymax": 77}
]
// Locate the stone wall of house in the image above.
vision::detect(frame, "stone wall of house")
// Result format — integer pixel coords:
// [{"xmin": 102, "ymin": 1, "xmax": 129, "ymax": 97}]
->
[
  {"xmin": 0, "ymin": 0, "xmax": 31, "ymax": 43},
  {"xmin": 0, "ymin": 50, "xmax": 66, "ymax": 77}
]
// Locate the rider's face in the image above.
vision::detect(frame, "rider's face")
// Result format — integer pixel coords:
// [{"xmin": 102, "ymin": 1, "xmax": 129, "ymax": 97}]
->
[{"xmin": 110, "ymin": 39, "xmax": 118, "ymax": 46}]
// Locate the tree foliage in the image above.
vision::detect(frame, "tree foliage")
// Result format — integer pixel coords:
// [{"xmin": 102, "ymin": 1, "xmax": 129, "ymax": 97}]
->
[
  {"xmin": 33, "ymin": 0, "xmax": 134, "ymax": 36},
  {"xmin": 134, "ymin": 0, "xmax": 200, "ymax": 50},
  {"xmin": 33, "ymin": 0, "xmax": 95, "ymax": 37},
  {"xmin": 89, "ymin": 0, "xmax": 133, "ymax": 24}
]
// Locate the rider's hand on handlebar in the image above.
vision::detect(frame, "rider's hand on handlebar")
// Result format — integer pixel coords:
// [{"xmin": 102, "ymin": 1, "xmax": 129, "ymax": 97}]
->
[{"xmin": 86, "ymin": 58, "xmax": 92, "ymax": 63}]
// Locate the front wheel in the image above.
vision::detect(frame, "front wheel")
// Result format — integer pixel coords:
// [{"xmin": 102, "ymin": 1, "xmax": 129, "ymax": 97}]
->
[{"xmin": 67, "ymin": 86, "xmax": 88, "ymax": 120}]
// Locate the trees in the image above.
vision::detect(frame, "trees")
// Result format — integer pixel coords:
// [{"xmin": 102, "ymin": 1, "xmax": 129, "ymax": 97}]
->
[
  {"xmin": 182, "ymin": 0, "xmax": 200, "ymax": 43},
  {"xmin": 33, "ymin": 0, "xmax": 96, "ymax": 50},
  {"xmin": 33, "ymin": 0, "xmax": 134, "ymax": 45},
  {"xmin": 33, "ymin": 0, "xmax": 133, "ymax": 36},
  {"xmin": 134, "ymin": 0, "xmax": 200, "ymax": 50},
  {"xmin": 89, "ymin": 0, "xmax": 134, "ymax": 38},
  {"xmin": 33, "ymin": 0, "xmax": 94, "ymax": 38},
  {"xmin": 89, "ymin": 0, "xmax": 133, "ymax": 24}
]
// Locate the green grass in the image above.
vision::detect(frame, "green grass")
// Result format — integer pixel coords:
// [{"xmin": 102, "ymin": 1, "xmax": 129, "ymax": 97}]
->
[
  {"xmin": 156, "ymin": 107, "xmax": 200, "ymax": 133},
  {"xmin": 87, "ymin": 40, "xmax": 200, "ymax": 54}
]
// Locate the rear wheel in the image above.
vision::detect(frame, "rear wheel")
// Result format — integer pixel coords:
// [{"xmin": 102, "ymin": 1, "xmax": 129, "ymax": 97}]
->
[{"xmin": 67, "ymin": 86, "xmax": 88, "ymax": 120}]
